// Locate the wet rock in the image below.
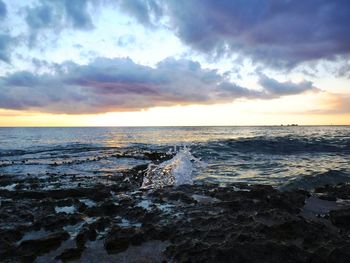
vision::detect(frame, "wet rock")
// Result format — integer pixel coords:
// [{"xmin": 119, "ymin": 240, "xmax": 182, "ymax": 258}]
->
[
  {"xmin": 318, "ymin": 194, "xmax": 337, "ymax": 201},
  {"xmin": 0, "ymin": 228, "xmax": 24, "ymax": 244},
  {"xmin": 18, "ymin": 231, "xmax": 69, "ymax": 258},
  {"xmin": 129, "ymin": 229, "xmax": 146, "ymax": 246},
  {"xmin": 78, "ymin": 202, "xmax": 87, "ymax": 212},
  {"xmin": 143, "ymin": 224, "xmax": 173, "ymax": 242},
  {"xmin": 55, "ymin": 247, "xmax": 84, "ymax": 261},
  {"xmin": 144, "ymin": 152, "xmax": 174, "ymax": 162},
  {"xmin": 309, "ymin": 247, "xmax": 332, "ymax": 263},
  {"xmin": 54, "ymin": 198, "xmax": 75, "ymax": 207},
  {"xmin": 328, "ymin": 245, "xmax": 350, "ymax": 263},
  {"xmin": 168, "ymin": 241, "xmax": 308, "ymax": 263},
  {"xmin": 125, "ymin": 206, "xmax": 151, "ymax": 221},
  {"xmin": 263, "ymin": 219, "xmax": 336, "ymax": 248},
  {"xmin": 121, "ymin": 164, "xmax": 149, "ymax": 187},
  {"xmin": 168, "ymin": 191, "xmax": 196, "ymax": 204},
  {"xmin": 86, "ymin": 200, "xmax": 120, "ymax": 217},
  {"xmin": 330, "ymin": 208, "xmax": 350, "ymax": 229},
  {"xmin": 314, "ymin": 184, "xmax": 350, "ymax": 200},
  {"xmin": 100, "ymin": 200, "xmax": 120, "ymax": 215},
  {"xmin": 90, "ymin": 216, "xmax": 111, "ymax": 232},
  {"xmin": 248, "ymin": 185, "xmax": 275, "ymax": 198},
  {"xmin": 9, "ymin": 187, "xmax": 112, "ymax": 201},
  {"xmin": 39, "ymin": 213, "xmax": 83, "ymax": 231},
  {"xmin": 76, "ymin": 225, "xmax": 97, "ymax": 248},
  {"xmin": 219, "ymin": 242, "xmax": 307, "ymax": 263},
  {"xmin": 264, "ymin": 191, "xmax": 308, "ymax": 213},
  {"xmin": 217, "ymin": 200, "xmax": 241, "ymax": 211},
  {"xmin": 2, "ymin": 170, "xmax": 350, "ymax": 263},
  {"xmin": 104, "ymin": 227, "xmax": 133, "ymax": 254}
]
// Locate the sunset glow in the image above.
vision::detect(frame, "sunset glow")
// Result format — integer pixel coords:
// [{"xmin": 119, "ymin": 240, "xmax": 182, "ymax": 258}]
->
[{"xmin": 0, "ymin": 0, "xmax": 349, "ymax": 126}]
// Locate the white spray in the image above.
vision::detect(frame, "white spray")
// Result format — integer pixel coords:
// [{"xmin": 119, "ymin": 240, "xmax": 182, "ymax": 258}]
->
[{"xmin": 141, "ymin": 146, "xmax": 205, "ymax": 189}]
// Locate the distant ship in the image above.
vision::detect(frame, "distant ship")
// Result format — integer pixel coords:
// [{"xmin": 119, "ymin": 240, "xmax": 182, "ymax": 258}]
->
[{"xmin": 281, "ymin": 124, "xmax": 299, "ymax": 126}]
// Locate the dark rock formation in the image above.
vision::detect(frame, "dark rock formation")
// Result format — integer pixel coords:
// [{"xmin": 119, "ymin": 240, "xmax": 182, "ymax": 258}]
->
[{"xmin": 1, "ymin": 168, "xmax": 350, "ymax": 262}]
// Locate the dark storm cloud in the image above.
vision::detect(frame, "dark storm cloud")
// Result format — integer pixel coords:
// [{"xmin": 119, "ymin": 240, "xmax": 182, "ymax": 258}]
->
[
  {"xmin": 63, "ymin": 0, "xmax": 93, "ymax": 29},
  {"xmin": 116, "ymin": 0, "xmax": 162, "ymax": 27},
  {"xmin": 0, "ymin": 57, "xmax": 315, "ymax": 114},
  {"xmin": 5, "ymin": 71, "xmax": 41, "ymax": 87},
  {"xmin": 25, "ymin": 0, "xmax": 93, "ymax": 45},
  {"xmin": 118, "ymin": 0, "xmax": 350, "ymax": 68},
  {"xmin": 0, "ymin": 34, "xmax": 13, "ymax": 63},
  {"xmin": 336, "ymin": 61, "xmax": 350, "ymax": 78},
  {"xmin": 217, "ymin": 82, "xmax": 260, "ymax": 98},
  {"xmin": 26, "ymin": 4, "xmax": 53, "ymax": 30},
  {"xmin": 258, "ymin": 74, "xmax": 317, "ymax": 97},
  {"xmin": 0, "ymin": 0, "xmax": 7, "ymax": 18}
]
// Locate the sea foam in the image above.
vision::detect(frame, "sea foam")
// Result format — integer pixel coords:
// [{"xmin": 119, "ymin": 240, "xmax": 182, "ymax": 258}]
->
[{"xmin": 141, "ymin": 146, "xmax": 205, "ymax": 189}]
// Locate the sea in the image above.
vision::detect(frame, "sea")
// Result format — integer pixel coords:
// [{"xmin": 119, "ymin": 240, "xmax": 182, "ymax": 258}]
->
[{"xmin": 0, "ymin": 126, "xmax": 349, "ymax": 191}]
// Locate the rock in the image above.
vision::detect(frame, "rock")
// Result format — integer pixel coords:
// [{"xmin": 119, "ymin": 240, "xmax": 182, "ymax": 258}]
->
[
  {"xmin": 144, "ymin": 152, "xmax": 174, "ymax": 162},
  {"xmin": 18, "ymin": 231, "xmax": 70, "ymax": 258},
  {"xmin": 55, "ymin": 247, "xmax": 84, "ymax": 261},
  {"xmin": 330, "ymin": 208, "xmax": 350, "ymax": 229},
  {"xmin": 90, "ymin": 216, "xmax": 111, "ymax": 231},
  {"xmin": 40, "ymin": 214, "xmax": 83, "ymax": 231},
  {"xmin": 86, "ymin": 201, "xmax": 120, "ymax": 217},
  {"xmin": 168, "ymin": 191, "xmax": 196, "ymax": 204},
  {"xmin": 318, "ymin": 194, "xmax": 337, "ymax": 201},
  {"xmin": 129, "ymin": 231, "xmax": 145, "ymax": 246},
  {"xmin": 99, "ymin": 200, "xmax": 120, "ymax": 215},
  {"xmin": 105, "ymin": 235, "xmax": 129, "ymax": 254},
  {"xmin": 309, "ymin": 247, "xmax": 331, "ymax": 263},
  {"xmin": 76, "ymin": 226, "xmax": 97, "ymax": 248},
  {"xmin": 328, "ymin": 245, "xmax": 350, "ymax": 263},
  {"xmin": 315, "ymin": 184, "xmax": 350, "ymax": 200},
  {"xmin": 143, "ymin": 225, "xmax": 172, "ymax": 241},
  {"xmin": 217, "ymin": 200, "xmax": 241, "ymax": 211},
  {"xmin": 0, "ymin": 228, "xmax": 24, "ymax": 244},
  {"xmin": 218, "ymin": 242, "xmax": 307, "ymax": 263},
  {"xmin": 78, "ymin": 202, "xmax": 87, "ymax": 212},
  {"xmin": 104, "ymin": 226, "xmax": 148, "ymax": 254},
  {"xmin": 2, "ymin": 170, "xmax": 350, "ymax": 263}
]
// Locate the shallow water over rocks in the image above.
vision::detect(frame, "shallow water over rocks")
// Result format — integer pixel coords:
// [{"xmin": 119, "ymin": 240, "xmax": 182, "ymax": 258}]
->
[{"xmin": 1, "ymin": 166, "xmax": 350, "ymax": 262}]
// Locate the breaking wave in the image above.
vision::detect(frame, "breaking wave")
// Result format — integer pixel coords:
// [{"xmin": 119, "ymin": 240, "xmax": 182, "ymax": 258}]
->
[
  {"xmin": 195, "ymin": 136, "xmax": 350, "ymax": 155},
  {"xmin": 141, "ymin": 147, "xmax": 206, "ymax": 189},
  {"xmin": 279, "ymin": 170, "xmax": 350, "ymax": 191}
]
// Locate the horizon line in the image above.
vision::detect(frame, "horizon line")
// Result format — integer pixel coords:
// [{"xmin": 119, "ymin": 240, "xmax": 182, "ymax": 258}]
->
[{"xmin": 0, "ymin": 124, "xmax": 349, "ymax": 128}]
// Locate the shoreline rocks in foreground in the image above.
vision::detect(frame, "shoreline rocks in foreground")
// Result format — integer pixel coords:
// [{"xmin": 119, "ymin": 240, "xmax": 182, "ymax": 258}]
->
[{"xmin": 1, "ymin": 171, "xmax": 350, "ymax": 262}]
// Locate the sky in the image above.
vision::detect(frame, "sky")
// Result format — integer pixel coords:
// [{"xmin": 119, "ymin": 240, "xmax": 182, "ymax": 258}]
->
[{"xmin": 0, "ymin": 0, "xmax": 349, "ymax": 126}]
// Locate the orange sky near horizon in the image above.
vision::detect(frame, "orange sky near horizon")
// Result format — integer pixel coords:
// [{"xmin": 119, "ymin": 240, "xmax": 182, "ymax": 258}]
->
[{"xmin": 1, "ymin": 92, "xmax": 349, "ymax": 127}]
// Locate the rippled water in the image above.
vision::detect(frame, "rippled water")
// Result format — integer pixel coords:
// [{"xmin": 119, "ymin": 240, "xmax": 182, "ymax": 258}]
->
[{"xmin": 0, "ymin": 126, "xmax": 349, "ymax": 188}]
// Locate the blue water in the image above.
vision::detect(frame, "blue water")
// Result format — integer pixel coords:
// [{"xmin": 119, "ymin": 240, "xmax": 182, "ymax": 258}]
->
[{"xmin": 0, "ymin": 126, "xmax": 349, "ymax": 189}]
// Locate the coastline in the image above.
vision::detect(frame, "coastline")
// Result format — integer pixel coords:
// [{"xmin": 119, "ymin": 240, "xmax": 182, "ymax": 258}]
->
[
  {"xmin": 0, "ymin": 126, "xmax": 349, "ymax": 262},
  {"xmin": 1, "ymin": 167, "xmax": 350, "ymax": 262}
]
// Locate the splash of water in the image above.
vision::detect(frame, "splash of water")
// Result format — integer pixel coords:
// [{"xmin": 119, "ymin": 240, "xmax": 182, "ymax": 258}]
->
[{"xmin": 141, "ymin": 146, "xmax": 205, "ymax": 189}]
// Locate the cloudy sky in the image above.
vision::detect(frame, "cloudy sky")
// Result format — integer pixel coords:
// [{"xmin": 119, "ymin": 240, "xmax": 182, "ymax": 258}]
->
[{"xmin": 0, "ymin": 0, "xmax": 349, "ymax": 126}]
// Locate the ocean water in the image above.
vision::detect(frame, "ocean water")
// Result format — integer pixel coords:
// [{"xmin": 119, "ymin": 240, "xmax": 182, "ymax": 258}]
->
[{"xmin": 0, "ymin": 126, "xmax": 349, "ymax": 190}]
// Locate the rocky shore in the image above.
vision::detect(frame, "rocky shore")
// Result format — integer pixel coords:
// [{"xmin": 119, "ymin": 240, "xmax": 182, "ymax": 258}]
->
[{"xmin": 1, "ymin": 163, "xmax": 350, "ymax": 262}]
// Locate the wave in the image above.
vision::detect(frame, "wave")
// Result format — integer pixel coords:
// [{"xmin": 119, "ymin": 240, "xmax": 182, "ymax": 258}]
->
[
  {"xmin": 0, "ymin": 144, "xmax": 118, "ymax": 158},
  {"xmin": 0, "ymin": 149, "xmax": 27, "ymax": 157},
  {"xmin": 195, "ymin": 136, "xmax": 350, "ymax": 155},
  {"xmin": 1, "ymin": 134, "xmax": 349, "ymax": 158},
  {"xmin": 279, "ymin": 170, "xmax": 350, "ymax": 191},
  {"xmin": 141, "ymin": 147, "xmax": 206, "ymax": 189}
]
